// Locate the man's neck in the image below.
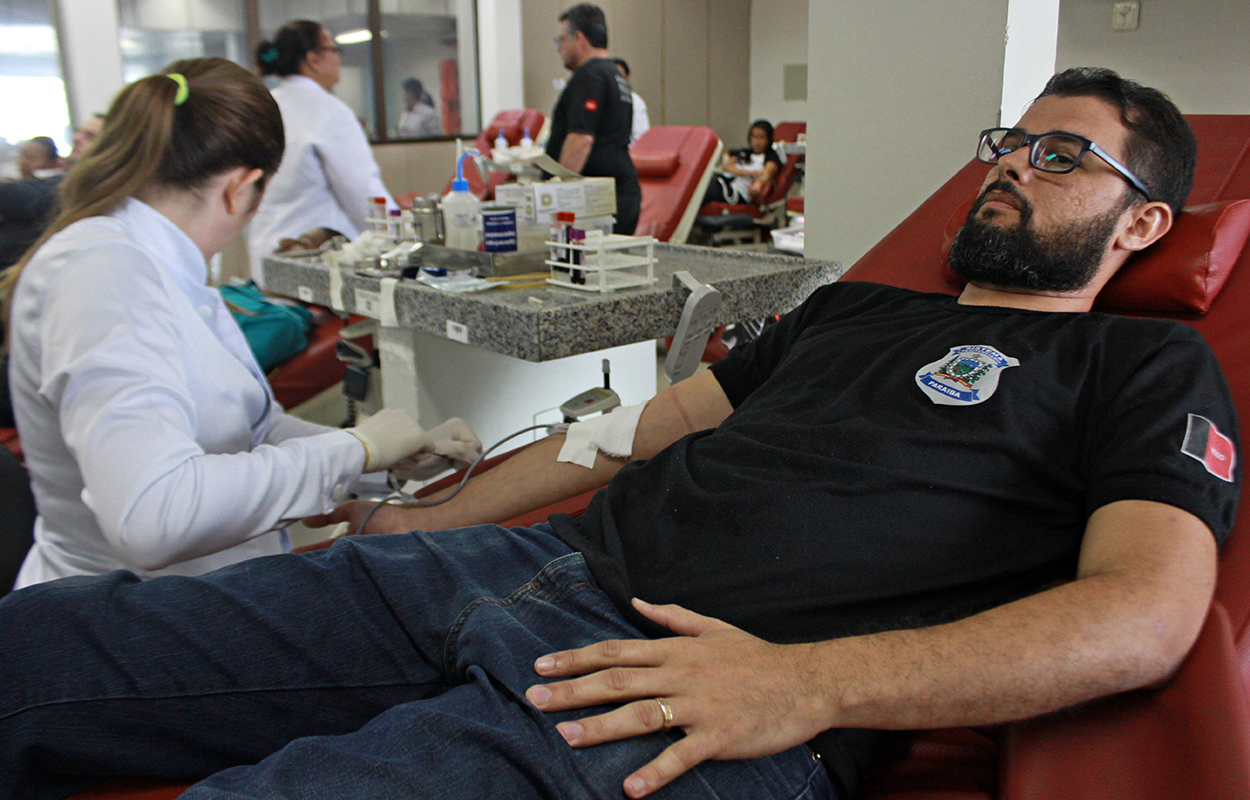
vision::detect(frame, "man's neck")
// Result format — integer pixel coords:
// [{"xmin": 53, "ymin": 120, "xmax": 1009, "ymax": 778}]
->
[
  {"xmin": 956, "ymin": 281, "xmax": 1098, "ymax": 313},
  {"xmin": 571, "ymin": 48, "xmax": 610, "ymax": 70}
]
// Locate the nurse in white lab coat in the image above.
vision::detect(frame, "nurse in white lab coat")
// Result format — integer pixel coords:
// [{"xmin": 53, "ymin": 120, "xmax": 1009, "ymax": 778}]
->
[
  {"xmin": 2, "ymin": 58, "xmax": 479, "ymax": 588},
  {"xmin": 248, "ymin": 20, "xmax": 396, "ymax": 285}
]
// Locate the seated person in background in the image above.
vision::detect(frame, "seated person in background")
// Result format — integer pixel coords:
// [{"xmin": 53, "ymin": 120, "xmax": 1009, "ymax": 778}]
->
[
  {"xmin": 65, "ymin": 114, "xmax": 105, "ymax": 168},
  {"xmin": 397, "ymin": 78, "xmax": 441, "ymax": 138},
  {"xmin": 0, "ymin": 68, "xmax": 1237, "ymax": 800},
  {"xmin": 16, "ymin": 136, "xmax": 61, "ymax": 180},
  {"xmin": 702, "ymin": 119, "xmax": 782, "ymax": 205},
  {"xmin": 0, "ymin": 119, "xmax": 108, "ymax": 269}
]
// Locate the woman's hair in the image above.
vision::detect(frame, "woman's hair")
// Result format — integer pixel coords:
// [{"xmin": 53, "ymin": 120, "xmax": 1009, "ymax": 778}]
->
[
  {"xmin": 256, "ymin": 20, "xmax": 325, "ymax": 77},
  {"xmin": 403, "ymin": 77, "xmax": 433, "ymax": 107},
  {"xmin": 749, "ymin": 119, "xmax": 775, "ymax": 148},
  {"xmin": 1, "ymin": 57, "xmax": 285, "ymax": 317}
]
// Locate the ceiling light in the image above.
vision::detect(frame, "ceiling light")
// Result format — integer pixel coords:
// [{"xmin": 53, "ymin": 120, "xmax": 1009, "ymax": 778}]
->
[{"xmin": 335, "ymin": 29, "xmax": 372, "ymax": 45}]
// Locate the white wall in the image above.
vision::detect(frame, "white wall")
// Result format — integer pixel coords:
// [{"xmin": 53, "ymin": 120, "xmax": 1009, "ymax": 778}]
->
[
  {"xmin": 1057, "ymin": 0, "xmax": 1250, "ymax": 114},
  {"xmin": 748, "ymin": 0, "xmax": 807, "ymax": 128},
  {"xmin": 804, "ymin": 0, "xmax": 1009, "ymax": 266}
]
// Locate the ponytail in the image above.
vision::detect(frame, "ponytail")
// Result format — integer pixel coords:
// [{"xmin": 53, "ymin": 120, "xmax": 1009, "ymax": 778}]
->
[
  {"xmin": 2, "ymin": 57, "xmax": 283, "ymax": 325},
  {"xmin": 256, "ymin": 20, "xmax": 324, "ymax": 77}
]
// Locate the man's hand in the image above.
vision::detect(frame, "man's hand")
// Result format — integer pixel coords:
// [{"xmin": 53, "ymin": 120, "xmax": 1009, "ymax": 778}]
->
[{"xmin": 525, "ymin": 599, "xmax": 829, "ymax": 798}]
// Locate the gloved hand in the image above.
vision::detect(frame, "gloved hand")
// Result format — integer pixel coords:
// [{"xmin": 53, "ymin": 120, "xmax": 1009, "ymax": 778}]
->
[
  {"xmin": 392, "ymin": 417, "xmax": 484, "ymax": 481},
  {"xmin": 345, "ymin": 408, "xmax": 430, "ymax": 473}
]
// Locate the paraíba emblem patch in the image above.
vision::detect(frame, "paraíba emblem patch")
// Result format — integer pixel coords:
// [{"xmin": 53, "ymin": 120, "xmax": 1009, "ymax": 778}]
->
[{"xmin": 915, "ymin": 345, "xmax": 1020, "ymax": 406}]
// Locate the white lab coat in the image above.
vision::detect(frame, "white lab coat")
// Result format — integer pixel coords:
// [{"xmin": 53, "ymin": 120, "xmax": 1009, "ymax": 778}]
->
[
  {"xmin": 248, "ymin": 75, "xmax": 395, "ymax": 285},
  {"xmin": 9, "ymin": 198, "xmax": 369, "ymax": 587},
  {"xmin": 630, "ymin": 91, "xmax": 651, "ymax": 145},
  {"xmin": 398, "ymin": 104, "xmax": 441, "ymax": 138}
]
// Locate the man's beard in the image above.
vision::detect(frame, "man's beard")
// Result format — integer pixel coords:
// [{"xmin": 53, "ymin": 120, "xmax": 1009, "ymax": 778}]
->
[{"xmin": 948, "ymin": 181, "xmax": 1124, "ymax": 292}]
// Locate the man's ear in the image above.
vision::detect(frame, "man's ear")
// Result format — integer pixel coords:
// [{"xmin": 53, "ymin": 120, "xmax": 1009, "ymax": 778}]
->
[
  {"xmin": 223, "ymin": 168, "xmax": 266, "ymax": 216},
  {"xmin": 1116, "ymin": 201, "xmax": 1174, "ymax": 253}
]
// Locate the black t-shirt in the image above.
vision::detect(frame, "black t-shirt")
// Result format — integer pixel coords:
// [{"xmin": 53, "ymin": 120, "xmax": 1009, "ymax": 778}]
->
[
  {"xmin": 545, "ymin": 58, "xmax": 640, "ymax": 200},
  {"xmin": 552, "ymin": 281, "xmax": 1240, "ymax": 644}
]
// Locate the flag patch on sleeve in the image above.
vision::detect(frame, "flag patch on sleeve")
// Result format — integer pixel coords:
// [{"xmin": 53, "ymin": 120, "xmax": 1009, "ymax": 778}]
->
[
  {"xmin": 1182, "ymin": 414, "xmax": 1236, "ymax": 482},
  {"xmin": 584, "ymin": 99, "xmax": 598, "ymax": 111}
]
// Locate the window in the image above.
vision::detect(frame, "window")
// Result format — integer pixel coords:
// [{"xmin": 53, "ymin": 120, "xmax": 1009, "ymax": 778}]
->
[
  {"xmin": 117, "ymin": 0, "xmax": 249, "ymax": 83},
  {"xmin": 382, "ymin": 4, "xmax": 479, "ymax": 140},
  {"xmin": 258, "ymin": 0, "xmax": 479, "ymax": 142},
  {"xmin": 0, "ymin": 0, "xmax": 71, "ymax": 176}
]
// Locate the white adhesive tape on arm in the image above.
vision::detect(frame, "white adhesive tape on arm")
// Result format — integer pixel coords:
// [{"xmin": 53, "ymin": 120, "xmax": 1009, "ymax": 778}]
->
[
  {"xmin": 328, "ymin": 266, "xmax": 346, "ymax": 312},
  {"xmin": 555, "ymin": 402, "xmax": 648, "ymax": 468},
  {"xmin": 380, "ymin": 277, "xmax": 399, "ymax": 327}
]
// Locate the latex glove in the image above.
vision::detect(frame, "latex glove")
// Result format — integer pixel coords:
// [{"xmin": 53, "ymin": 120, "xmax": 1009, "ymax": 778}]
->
[
  {"xmin": 392, "ymin": 417, "xmax": 483, "ymax": 481},
  {"xmin": 345, "ymin": 408, "xmax": 430, "ymax": 472}
]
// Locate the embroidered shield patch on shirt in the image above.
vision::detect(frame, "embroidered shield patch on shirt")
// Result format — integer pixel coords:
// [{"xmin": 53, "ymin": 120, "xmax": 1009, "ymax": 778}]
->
[
  {"xmin": 915, "ymin": 345, "xmax": 1019, "ymax": 406},
  {"xmin": 1182, "ymin": 414, "xmax": 1237, "ymax": 482}
]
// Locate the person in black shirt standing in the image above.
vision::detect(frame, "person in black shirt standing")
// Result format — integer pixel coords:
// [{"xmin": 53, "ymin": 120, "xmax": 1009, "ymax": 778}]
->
[{"xmin": 546, "ymin": 4, "xmax": 640, "ymax": 235}]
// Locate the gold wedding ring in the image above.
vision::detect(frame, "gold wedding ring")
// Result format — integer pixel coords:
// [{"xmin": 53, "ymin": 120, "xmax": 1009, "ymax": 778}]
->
[{"xmin": 655, "ymin": 697, "xmax": 674, "ymax": 730}]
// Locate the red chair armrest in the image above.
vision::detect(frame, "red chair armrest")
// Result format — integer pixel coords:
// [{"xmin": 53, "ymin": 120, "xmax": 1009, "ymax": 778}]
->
[{"xmin": 1001, "ymin": 601, "xmax": 1250, "ymax": 800}]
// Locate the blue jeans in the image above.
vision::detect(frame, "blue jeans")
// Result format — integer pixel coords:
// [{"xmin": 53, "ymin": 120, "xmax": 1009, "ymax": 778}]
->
[{"xmin": 0, "ymin": 524, "xmax": 836, "ymax": 800}]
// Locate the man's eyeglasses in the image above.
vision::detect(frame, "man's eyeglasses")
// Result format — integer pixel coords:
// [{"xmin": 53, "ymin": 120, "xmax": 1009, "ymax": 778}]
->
[
  {"xmin": 553, "ymin": 33, "xmax": 572, "ymax": 47},
  {"xmin": 316, "ymin": 45, "xmax": 342, "ymax": 54},
  {"xmin": 976, "ymin": 127, "xmax": 1153, "ymax": 202}
]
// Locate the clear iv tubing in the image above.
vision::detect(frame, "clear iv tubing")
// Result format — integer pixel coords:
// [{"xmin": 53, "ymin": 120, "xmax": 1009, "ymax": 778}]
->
[{"xmin": 352, "ymin": 423, "xmax": 567, "ymax": 537}]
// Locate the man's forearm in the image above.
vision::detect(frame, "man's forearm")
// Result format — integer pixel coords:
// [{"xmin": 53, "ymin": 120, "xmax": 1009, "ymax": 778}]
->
[
  {"xmin": 559, "ymin": 133, "xmax": 594, "ymax": 174},
  {"xmin": 398, "ymin": 433, "xmax": 627, "ymax": 531},
  {"xmin": 527, "ymin": 500, "xmax": 1218, "ymax": 800}
]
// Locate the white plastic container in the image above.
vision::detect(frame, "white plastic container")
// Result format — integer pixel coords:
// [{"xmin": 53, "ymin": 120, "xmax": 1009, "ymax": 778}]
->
[{"xmin": 443, "ymin": 153, "xmax": 482, "ymax": 251}]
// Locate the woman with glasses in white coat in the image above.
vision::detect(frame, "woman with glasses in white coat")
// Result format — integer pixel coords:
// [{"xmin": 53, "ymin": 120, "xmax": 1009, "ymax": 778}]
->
[{"xmin": 248, "ymin": 20, "xmax": 396, "ymax": 286}]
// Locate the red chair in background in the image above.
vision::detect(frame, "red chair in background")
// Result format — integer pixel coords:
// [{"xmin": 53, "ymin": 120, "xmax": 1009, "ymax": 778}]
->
[
  {"xmin": 693, "ymin": 121, "xmax": 806, "ymax": 246},
  {"xmin": 67, "ymin": 115, "xmax": 1250, "ymax": 800},
  {"xmin": 441, "ymin": 108, "xmax": 547, "ymax": 201},
  {"xmin": 629, "ymin": 125, "xmax": 722, "ymax": 243}
]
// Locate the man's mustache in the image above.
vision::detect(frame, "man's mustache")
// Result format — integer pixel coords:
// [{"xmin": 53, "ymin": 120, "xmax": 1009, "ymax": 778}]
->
[{"xmin": 971, "ymin": 180, "xmax": 1032, "ymax": 221}]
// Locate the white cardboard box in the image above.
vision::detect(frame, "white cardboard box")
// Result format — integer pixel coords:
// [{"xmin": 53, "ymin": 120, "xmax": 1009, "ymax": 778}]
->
[{"xmin": 496, "ymin": 177, "xmax": 616, "ymax": 223}]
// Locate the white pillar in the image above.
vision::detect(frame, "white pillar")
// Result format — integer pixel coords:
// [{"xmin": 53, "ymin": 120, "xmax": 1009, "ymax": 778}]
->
[
  {"xmin": 476, "ymin": 0, "xmax": 525, "ymax": 124},
  {"xmin": 54, "ymin": 0, "xmax": 125, "ymax": 126},
  {"xmin": 1000, "ymin": 0, "xmax": 1061, "ymax": 125}
]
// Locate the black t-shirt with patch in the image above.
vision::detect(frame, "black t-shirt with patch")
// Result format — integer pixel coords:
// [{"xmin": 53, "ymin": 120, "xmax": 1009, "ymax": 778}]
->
[
  {"xmin": 552, "ymin": 281, "xmax": 1239, "ymax": 644},
  {"xmin": 545, "ymin": 58, "xmax": 640, "ymax": 201}
]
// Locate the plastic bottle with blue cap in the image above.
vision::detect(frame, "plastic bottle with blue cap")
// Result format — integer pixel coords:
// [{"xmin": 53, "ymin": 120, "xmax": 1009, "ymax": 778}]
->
[{"xmin": 443, "ymin": 151, "xmax": 482, "ymax": 251}]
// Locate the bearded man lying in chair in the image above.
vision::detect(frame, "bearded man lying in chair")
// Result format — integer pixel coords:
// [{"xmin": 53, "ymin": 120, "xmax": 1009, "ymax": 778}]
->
[{"xmin": 1, "ymin": 67, "xmax": 1238, "ymax": 800}]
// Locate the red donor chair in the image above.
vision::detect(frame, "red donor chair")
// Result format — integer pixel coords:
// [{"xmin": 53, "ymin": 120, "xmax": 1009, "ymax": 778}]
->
[{"xmin": 68, "ymin": 115, "xmax": 1250, "ymax": 800}]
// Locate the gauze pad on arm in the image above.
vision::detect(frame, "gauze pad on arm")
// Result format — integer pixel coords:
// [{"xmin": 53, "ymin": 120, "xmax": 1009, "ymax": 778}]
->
[{"xmin": 556, "ymin": 401, "xmax": 648, "ymax": 468}]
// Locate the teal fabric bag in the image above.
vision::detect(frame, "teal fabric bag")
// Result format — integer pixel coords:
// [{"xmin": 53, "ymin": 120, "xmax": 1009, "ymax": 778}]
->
[{"xmin": 219, "ymin": 281, "xmax": 314, "ymax": 372}]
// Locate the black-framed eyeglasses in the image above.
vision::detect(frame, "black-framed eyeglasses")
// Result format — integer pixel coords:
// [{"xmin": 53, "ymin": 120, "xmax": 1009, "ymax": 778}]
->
[{"xmin": 976, "ymin": 127, "xmax": 1153, "ymax": 202}]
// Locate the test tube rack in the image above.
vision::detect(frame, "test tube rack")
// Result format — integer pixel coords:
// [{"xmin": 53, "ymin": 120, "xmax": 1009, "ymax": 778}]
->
[{"xmin": 544, "ymin": 234, "xmax": 658, "ymax": 293}]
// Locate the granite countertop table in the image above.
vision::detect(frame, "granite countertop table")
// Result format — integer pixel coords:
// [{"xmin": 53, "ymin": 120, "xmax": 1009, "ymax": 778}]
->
[{"xmin": 262, "ymin": 243, "xmax": 842, "ymax": 362}]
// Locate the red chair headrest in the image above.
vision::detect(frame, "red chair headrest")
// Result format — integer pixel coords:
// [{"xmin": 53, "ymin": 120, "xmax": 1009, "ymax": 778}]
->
[
  {"xmin": 940, "ymin": 198, "xmax": 1250, "ymax": 315},
  {"xmin": 632, "ymin": 151, "xmax": 680, "ymax": 178}
]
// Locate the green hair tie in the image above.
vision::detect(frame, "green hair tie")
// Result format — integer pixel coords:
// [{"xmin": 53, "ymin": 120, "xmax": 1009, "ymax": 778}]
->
[
  {"xmin": 167, "ymin": 73, "xmax": 189, "ymax": 106},
  {"xmin": 260, "ymin": 46, "xmax": 280, "ymax": 64}
]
